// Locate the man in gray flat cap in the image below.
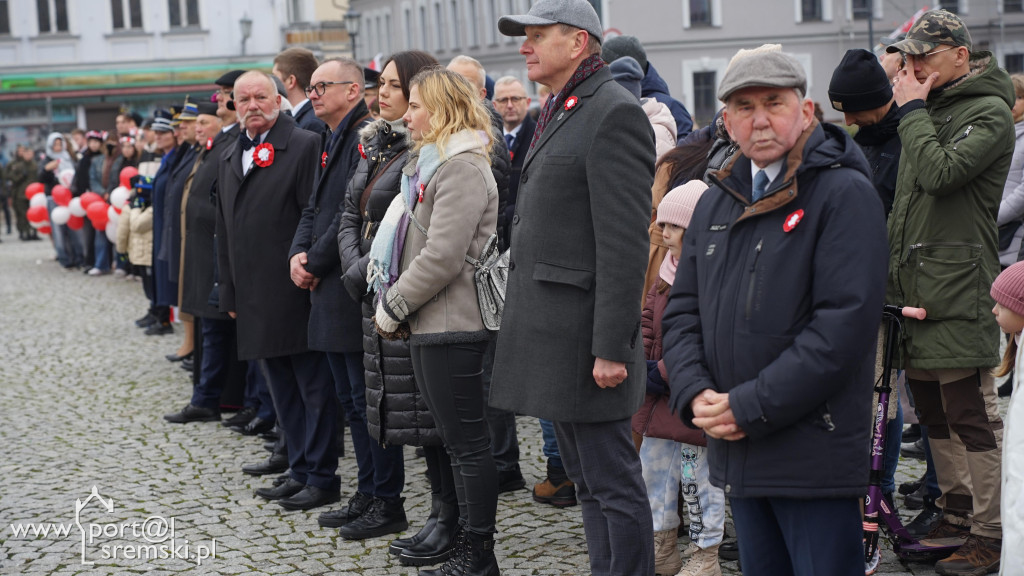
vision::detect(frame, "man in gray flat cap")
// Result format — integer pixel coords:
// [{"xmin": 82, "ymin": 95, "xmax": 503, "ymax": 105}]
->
[
  {"xmin": 661, "ymin": 49, "xmax": 888, "ymax": 575},
  {"xmin": 488, "ymin": 0, "xmax": 656, "ymax": 574}
]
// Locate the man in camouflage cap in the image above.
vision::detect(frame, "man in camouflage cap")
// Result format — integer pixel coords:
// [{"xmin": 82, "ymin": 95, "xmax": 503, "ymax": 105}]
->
[{"xmin": 885, "ymin": 9, "xmax": 1011, "ymax": 575}]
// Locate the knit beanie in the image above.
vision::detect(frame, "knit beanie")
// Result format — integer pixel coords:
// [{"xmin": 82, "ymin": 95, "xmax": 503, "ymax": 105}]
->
[
  {"xmin": 609, "ymin": 57, "xmax": 643, "ymax": 101},
  {"xmin": 602, "ymin": 35, "xmax": 648, "ymax": 73},
  {"xmin": 657, "ymin": 180, "xmax": 709, "ymax": 229},
  {"xmin": 992, "ymin": 261, "xmax": 1024, "ymax": 317},
  {"xmin": 828, "ymin": 49, "xmax": 893, "ymax": 113}
]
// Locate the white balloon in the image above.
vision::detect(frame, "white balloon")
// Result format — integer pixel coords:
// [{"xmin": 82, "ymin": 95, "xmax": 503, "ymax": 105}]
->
[
  {"xmin": 105, "ymin": 220, "xmax": 118, "ymax": 243},
  {"xmin": 30, "ymin": 219, "xmax": 46, "ymax": 229},
  {"xmin": 58, "ymin": 169, "xmax": 75, "ymax": 188},
  {"xmin": 51, "ymin": 206, "xmax": 71, "ymax": 226},
  {"xmin": 68, "ymin": 197, "xmax": 86, "ymax": 217},
  {"xmin": 30, "ymin": 194, "xmax": 48, "ymax": 209},
  {"xmin": 107, "ymin": 205, "xmax": 119, "ymax": 222},
  {"xmin": 110, "ymin": 186, "xmax": 130, "ymax": 208}
]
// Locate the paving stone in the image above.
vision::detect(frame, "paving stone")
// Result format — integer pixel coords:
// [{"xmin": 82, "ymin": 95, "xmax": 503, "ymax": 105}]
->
[{"xmin": 0, "ymin": 238, "xmax": 1010, "ymax": 576}]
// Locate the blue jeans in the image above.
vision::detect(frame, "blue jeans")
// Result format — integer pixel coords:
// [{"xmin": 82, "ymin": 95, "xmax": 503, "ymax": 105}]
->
[
  {"xmin": 93, "ymin": 229, "xmax": 110, "ymax": 271},
  {"xmin": 539, "ymin": 418, "xmax": 563, "ymax": 470}
]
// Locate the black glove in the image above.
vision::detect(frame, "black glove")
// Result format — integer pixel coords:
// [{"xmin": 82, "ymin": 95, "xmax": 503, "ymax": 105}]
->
[{"xmin": 646, "ymin": 359, "xmax": 668, "ymax": 396}]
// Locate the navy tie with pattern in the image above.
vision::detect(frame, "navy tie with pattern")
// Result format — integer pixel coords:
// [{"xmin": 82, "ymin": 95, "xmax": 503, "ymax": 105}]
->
[{"xmin": 752, "ymin": 169, "xmax": 769, "ymax": 203}]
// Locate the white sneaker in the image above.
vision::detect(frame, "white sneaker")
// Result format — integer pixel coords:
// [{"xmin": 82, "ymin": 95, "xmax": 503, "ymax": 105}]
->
[
  {"xmin": 87, "ymin": 268, "xmax": 102, "ymax": 276},
  {"xmin": 113, "ymin": 268, "xmax": 127, "ymax": 278}
]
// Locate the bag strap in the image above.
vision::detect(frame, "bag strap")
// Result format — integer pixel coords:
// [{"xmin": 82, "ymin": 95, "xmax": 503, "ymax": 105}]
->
[{"xmin": 360, "ymin": 152, "xmax": 405, "ymax": 216}]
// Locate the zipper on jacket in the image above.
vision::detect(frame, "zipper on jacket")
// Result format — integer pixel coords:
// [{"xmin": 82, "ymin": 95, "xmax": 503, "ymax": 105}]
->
[
  {"xmin": 745, "ymin": 239, "xmax": 764, "ymax": 320},
  {"xmin": 951, "ymin": 125, "xmax": 974, "ymax": 150},
  {"xmin": 641, "ymin": 399, "xmax": 659, "ymax": 437},
  {"xmin": 902, "ymin": 241, "xmax": 983, "ymax": 265},
  {"xmin": 821, "ymin": 403, "xmax": 836, "ymax": 432}
]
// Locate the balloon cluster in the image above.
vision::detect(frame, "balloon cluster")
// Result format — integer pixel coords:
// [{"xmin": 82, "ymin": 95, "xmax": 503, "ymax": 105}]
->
[{"xmin": 23, "ymin": 167, "xmax": 138, "ymax": 242}]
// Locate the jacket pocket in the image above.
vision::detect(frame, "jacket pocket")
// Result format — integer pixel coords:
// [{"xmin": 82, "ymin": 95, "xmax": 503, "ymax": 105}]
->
[
  {"xmin": 909, "ymin": 242, "xmax": 981, "ymax": 321},
  {"xmin": 533, "ymin": 261, "xmax": 594, "ymax": 291}
]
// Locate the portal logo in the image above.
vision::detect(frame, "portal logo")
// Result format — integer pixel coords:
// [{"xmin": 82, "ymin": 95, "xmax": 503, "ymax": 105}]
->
[{"xmin": 8, "ymin": 486, "xmax": 216, "ymax": 566}]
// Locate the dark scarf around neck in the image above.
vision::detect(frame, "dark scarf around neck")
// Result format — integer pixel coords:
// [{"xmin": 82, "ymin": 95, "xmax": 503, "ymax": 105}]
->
[{"xmin": 530, "ymin": 54, "xmax": 605, "ymax": 150}]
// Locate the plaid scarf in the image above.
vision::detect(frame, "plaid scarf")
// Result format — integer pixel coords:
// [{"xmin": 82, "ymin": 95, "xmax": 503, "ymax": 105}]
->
[{"xmin": 530, "ymin": 54, "xmax": 605, "ymax": 151}]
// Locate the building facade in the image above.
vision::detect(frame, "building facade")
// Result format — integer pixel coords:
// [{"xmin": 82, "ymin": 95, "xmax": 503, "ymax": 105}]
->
[
  {"xmin": 0, "ymin": 0, "xmax": 355, "ymax": 159},
  {"xmin": 349, "ymin": 0, "xmax": 1024, "ymax": 128}
]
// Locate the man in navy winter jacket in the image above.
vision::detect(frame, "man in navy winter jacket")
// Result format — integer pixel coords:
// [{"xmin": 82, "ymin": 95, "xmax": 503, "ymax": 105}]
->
[{"xmin": 661, "ymin": 50, "xmax": 887, "ymax": 575}]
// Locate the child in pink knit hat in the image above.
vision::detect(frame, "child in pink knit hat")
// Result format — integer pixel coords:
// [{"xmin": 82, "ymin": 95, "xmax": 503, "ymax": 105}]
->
[
  {"xmin": 633, "ymin": 179, "xmax": 725, "ymax": 576},
  {"xmin": 991, "ymin": 261, "xmax": 1024, "ymax": 570}
]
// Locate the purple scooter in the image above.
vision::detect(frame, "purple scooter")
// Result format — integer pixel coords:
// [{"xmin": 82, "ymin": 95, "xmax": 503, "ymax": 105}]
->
[{"xmin": 863, "ymin": 305, "xmax": 964, "ymax": 567}]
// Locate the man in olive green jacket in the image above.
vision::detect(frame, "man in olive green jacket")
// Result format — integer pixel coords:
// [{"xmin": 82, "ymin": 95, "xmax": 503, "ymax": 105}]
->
[{"xmin": 886, "ymin": 10, "xmax": 1012, "ymax": 574}]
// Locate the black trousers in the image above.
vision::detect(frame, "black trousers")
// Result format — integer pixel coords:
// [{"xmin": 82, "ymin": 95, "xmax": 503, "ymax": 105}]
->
[
  {"xmin": 260, "ymin": 351, "xmax": 338, "ymax": 491},
  {"xmin": 411, "ymin": 340, "xmax": 496, "ymax": 535}
]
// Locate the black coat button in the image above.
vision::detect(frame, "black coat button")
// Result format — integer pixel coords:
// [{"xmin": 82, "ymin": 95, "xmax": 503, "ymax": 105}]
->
[
  {"xmin": 312, "ymin": 235, "xmax": 318, "ymax": 243},
  {"xmin": 521, "ymin": 174, "xmax": 528, "ymax": 184},
  {"xmin": 509, "ymin": 260, "xmax": 516, "ymax": 271}
]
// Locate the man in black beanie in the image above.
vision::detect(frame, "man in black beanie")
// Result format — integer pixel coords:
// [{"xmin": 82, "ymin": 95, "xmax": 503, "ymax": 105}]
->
[{"xmin": 828, "ymin": 48, "xmax": 903, "ymax": 216}]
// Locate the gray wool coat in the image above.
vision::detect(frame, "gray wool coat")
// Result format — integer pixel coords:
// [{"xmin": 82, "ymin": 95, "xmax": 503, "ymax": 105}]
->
[{"xmin": 489, "ymin": 66, "xmax": 655, "ymax": 423}]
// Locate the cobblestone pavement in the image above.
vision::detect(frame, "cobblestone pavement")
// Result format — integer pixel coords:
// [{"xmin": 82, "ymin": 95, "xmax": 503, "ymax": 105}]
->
[{"xmin": 0, "ymin": 238, "xmax": 1009, "ymax": 575}]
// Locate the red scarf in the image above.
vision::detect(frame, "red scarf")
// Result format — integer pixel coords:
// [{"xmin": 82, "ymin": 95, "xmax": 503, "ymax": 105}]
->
[{"xmin": 530, "ymin": 54, "xmax": 605, "ymax": 151}]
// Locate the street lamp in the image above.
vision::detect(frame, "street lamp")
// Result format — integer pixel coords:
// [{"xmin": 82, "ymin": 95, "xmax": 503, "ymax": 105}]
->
[
  {"xmin": 240, "ymin": 14, "xmax": 253, "ymax": 56},
  {"xmin": 344, "ymin": 10, "xmax": 361, "ymax": 63}
]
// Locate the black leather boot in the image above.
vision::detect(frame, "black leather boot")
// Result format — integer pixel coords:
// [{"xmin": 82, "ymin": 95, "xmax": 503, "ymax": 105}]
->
[
  {"xmin": 390, "ymin": 495, "xmax": 442, "ymax": 555},
  {"xmin": 338, "ymin": 496, "xmax": 409, "ymax": 540},
  {"xmin": 419, "ymin": 529, "xmax": 499, "ymax": 576},
  {"xmin": 399, "ymin": 499, "xmax": 460, "ymax": 566},
  {"xmin": 418, "ymin": 526, "xmax": 466, "ymax": 575}
]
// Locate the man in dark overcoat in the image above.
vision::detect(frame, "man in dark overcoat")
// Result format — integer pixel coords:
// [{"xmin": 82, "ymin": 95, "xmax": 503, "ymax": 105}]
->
[
  {"xmin": 490, "ymin": 1, "xmax": 656, "ymax": 574},
  {"xmin": 216, "ymin": 71, "xmax": 338, "ymax": 511}
]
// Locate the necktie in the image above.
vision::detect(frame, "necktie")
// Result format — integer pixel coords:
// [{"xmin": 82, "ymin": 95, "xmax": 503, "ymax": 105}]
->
[
  {"xmin": 239, "ymin": 132, "xmax": 258, "ymax": 151},
  {"xmin": 752, "ymin": 170, "xmax": 769, "ymax": 203},
  {"xmin": 504, "ymin": 133, "xmax": 514, "ymax": 149}
]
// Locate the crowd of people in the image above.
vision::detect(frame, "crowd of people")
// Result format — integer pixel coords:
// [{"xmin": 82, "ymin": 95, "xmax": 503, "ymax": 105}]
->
[{"xmin": 3, "ymin": 1, "xmax": 1023, "ymax": 575}]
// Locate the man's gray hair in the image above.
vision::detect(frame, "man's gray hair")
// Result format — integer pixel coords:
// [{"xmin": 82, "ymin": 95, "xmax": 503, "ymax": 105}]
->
[
  {"xmin": 494, "ymin": 76, "xmax": 525, "ymax": 91},
  {"xmin": 448, "ymin": 55, "xmax": 487, "ymax": 90},
  {"xmin": 321, "ymin": 57, "xmax": 366, "ymax": 96}
]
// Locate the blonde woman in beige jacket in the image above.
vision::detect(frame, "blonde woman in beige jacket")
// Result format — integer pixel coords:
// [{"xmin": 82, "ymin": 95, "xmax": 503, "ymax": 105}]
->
[{"xmin": 369, "ymin": 67, "xmax": 500, "ymax": 575}]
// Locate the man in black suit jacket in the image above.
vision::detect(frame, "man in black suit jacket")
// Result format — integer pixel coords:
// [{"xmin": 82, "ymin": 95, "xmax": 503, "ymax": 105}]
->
[
  {"xmin": 217, "ymin": 71, "xmax": 338, "ymax": 511},
  {"xmin": 287, "ymin": 58, "xmax": 410, "ymax": 536},
  {"xmin": 493, "ymin": 76, "xmax": 536, "ymax": 250},
  {"xmin": 273, "ymin": 47, "xmax": 328, "ymax": 137}
]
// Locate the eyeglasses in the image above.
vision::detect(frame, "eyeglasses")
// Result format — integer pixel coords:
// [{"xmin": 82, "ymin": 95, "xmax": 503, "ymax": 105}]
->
[
  {"xmin": 304, "ymin": 81, "xmax": 355, "ymax": 97},
  {"xmin": 901, "ymin": 46, "xmax": 956, "ymax": 68},
  {"xmin": 494, "ymin": 96, "xmax": 528, "ymax": 106}
]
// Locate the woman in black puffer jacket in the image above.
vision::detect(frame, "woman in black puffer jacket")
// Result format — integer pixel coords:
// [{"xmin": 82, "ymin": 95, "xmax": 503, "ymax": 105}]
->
[{"xmin": 337, "ymin": 51, "xmax": 457, "ymax": 567}]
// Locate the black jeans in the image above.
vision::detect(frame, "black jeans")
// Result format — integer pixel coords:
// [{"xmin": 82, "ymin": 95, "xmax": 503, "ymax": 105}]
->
[{"xmin": 411, "ymin": 340, "xmax": 496, "ymax": 535}]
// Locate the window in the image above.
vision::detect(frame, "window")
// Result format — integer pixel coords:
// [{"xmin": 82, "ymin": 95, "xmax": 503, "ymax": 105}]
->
[
  {"xmin": 0, "ymin": 0, "xmax": 10, "ymax": 35},
  {"xmin": 1006, "ymin": 0, "xmax": 1023, "ymax": 12},
  {"xmin": 112, "ymin": 0, "xmax": 143, "ymax": 30},
  {"xmin": 487, "ymin": 0, "xmax": 497, "ymax": 43},
  {"xmin": 385, "ymin": 13, "xmax": 392, "ymax": 54},
  {"xmin": 690, "ymin": 0, "xmax": 711, "ymax": 26},
  {"xmin": 168, "ymin": 0, "xmax": 199, "ymax": 28},
  {"xmin": 404, "ymin": 8, "xmax": 412, "ymax": 48},
  {"xmin": 467, "ymin": 0, "xmax": 478, "ymax": 46},
  {"xmin": 851, "ymin": 0, "xmax": 872, "ymax": 19},
  {"xmin": 693, "ymin": 71, "xmax": 717, "ymax": 129},
  {"xmin": 450, "ymin": 0, "xmax": 460, "ymax": 49},
  {"xmin": 419, "ymin": 5, "xmax": 428, "ymax": 50},
  {"xmin": 938, "ymin": 0, "xmax": 958, "ymax": 13},
  {"xmin": 1007, "ymin": 54, "xmax": 1024, "ymax": 74},
  {"xmin": 801, "ymin": 0, "xmax": 822, "ymax": 21},
  {"xmin": 38, "ymin": 0, "xmax": 69, "ymax": 33},
  {"xmin": 434, "ymin": 2, "xmax": 443, "ymax": 50}
]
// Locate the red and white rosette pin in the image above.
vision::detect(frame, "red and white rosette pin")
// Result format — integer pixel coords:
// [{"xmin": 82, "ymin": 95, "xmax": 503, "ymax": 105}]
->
[
  {"xmin": 321, "ymin": 152, "xmax": 328, "ymax": 168},
  {"xmin": 253, "ymin": 143, "xmax": 275, "ymax": 168},
  {"xmin": 206, "ymin": 137, "xmax": 213, "ymax": 151},
  {"xmin": 564, "ymin": 96, "xmax": 579, "ymax": 111},
  {"xmin": 359, "ymin": 143, "xmax": 367, "ymax": 159},
  {"xmin": 783, "ymin": 209, "xmax": 804, "ymax": 233}
]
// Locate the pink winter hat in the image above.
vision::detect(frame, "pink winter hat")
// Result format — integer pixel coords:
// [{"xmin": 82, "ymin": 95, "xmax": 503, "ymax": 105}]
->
[
  {"xmin": 992, "ymin": 261, "xmax": 1024, "ymax": 317},
  {"xmin": 657, "ymin": 180, "xmax": 709, "ymax": 229}
]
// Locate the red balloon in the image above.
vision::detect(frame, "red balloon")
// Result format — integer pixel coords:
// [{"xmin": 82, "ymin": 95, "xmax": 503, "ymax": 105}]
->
[
  {"xmin": 119, "ymin": 166, "xmax": 139, "ymax": 188},
  {"xmin": 86, "ymin": 201, "xmax": 109, "ymax": 223},
  {"xmin": 67, "ymin": 215, "xmax": 85, "ymax": 230},
  {"xmin": 24, "ymin": 182, "xmax": 45, "ymax": 199},
  {"xmin": 38, "ymin": 226, "xmax": 51, "ymax": 235},
  {"xmin": 80, "ymin": 191, "xmax": 103, "ymax": 208},
  {"xmin": 27, "ymin": 205, "xmax": 48, "ymax": 223},
  {"xmin": 51, "ymin": 185, "xmax": 72, "ymax": 207}
]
